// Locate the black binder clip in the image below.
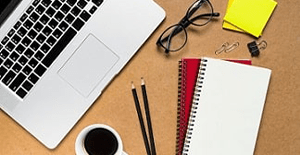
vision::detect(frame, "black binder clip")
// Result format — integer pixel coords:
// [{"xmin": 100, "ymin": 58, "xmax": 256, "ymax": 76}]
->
[{"xmin": 247, "ymin": 40, "xmax": 267, "ymax": 57}]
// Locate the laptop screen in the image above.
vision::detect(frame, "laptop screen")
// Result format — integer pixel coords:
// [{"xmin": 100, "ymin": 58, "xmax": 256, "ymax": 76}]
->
[{"xmin": 0, "ymin": 0, "xmax": 21, "ymax": 27}]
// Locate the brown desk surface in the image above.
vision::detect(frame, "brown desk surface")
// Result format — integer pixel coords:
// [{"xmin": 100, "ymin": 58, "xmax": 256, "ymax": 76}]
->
[{"xmin": 1, "ymin": 0, "xmax": 300, "ymax": 154}]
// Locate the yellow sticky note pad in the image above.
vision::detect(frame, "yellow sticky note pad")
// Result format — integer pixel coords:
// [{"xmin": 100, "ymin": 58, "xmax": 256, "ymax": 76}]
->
[
  {"xmin": 224, "ymin": 0, "xmax": 277, "ymax": 37},
  {"xmin": 223, "ymin": 21, "xmax": 244, "ymax": 33},
  {"xmin": 222, "ymin": 0, "xmax": 244, "ymax": 33}
]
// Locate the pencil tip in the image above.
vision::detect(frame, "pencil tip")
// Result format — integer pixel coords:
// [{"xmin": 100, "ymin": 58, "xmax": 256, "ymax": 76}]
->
[
  {"xmin": 131, "ymin": 81, "xmax": 135, "ymax": 89},
  {"xmin": 141, "ymin": 77, "xmax": 145, "ymax": 85}
]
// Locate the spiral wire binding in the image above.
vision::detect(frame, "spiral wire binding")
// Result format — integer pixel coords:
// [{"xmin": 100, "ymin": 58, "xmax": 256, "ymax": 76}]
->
[
  {"xmin": 176, "ymin": 60, "xmax": 182, "ymax": 154},
  {"xmin": 176, "ymin": 60, "xmax": 187, "ymax": 155},
  {"xmin": 182, "ymin": 59, "xmax": 208, "ymax": 155}
]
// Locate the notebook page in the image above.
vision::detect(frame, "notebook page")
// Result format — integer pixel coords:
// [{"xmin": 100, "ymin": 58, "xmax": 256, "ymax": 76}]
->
[{"xmin": 183, "ymin": 57, "xmax": 271, "ymax": 155}]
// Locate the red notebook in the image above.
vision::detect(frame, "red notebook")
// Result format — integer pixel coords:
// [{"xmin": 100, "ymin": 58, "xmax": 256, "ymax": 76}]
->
[{"xmin": 176, "ymin": 58, "xmax": 252, "ymax": 155}]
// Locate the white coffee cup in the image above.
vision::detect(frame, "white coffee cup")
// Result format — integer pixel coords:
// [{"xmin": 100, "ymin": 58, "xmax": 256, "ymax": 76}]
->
[{"xmin": 75, "ymin": 124, "xmax": 127, "ymax": 155}]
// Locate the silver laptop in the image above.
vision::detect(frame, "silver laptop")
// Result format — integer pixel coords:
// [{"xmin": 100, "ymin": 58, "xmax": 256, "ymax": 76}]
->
[{"xmin": 0, "ymin": 0, "xmax": 165, "ymax": 149}]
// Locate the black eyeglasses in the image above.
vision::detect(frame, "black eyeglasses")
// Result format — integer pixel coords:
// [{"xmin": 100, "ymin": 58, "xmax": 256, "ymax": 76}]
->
[{"xmin": 156, "ymin": 0, "xmax": 220, "ymax": 54}]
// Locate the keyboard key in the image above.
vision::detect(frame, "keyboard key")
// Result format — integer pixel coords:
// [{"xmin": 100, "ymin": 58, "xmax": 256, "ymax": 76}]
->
[
  {"xmin": 42, "ymin": 0, "xmax": 52, "ymax": 7},
  {"xmin": 77, "ymin": 0, "xmax": 88, "ymax": 9},
  {"xmin": 46, "ymin": 36, "xmax": 56, "ymax": 46},
  {"xmin": 28, "ymin": 30, "xmax": 38, "ymax": 39},
  {"xmin": 46, "ymin": 7, "xmax": 56, "ymax": 17},
  {"xmin": 42, "ymin": 26, "xmax": 52, "ymax": 36},
  {"xmin": 22, "ymin": 37, "xmax": 32, "ymax": 46},
  {"xmin": 17, "ymin": 27, "xmax": 28, "ymax": 37},
  {"xmin": 92, "ymin": 0, "xmax": 103, "ymax": 6},
  {"xmin": 22, "ymin": 65, "xmax": 33, "ymax": 75},
  {"xmin": 37, "ymin": 34, "xmax": 47, "ymax": 44},
  {"xmin": 42, "ymin": 27, "xmax": 77, "ymax": 67},
  {"xmin": 6, "ymin": 42, "xmax": 15, "ymax": 51},
  {"xmin": 53, "ymin": 29, "xmax": 63, "ymax": 38},
  {"xmin": 28, "ymin": 73, "xmax": 39, "ymax": 84},
  {"xmin": 16, "ymin": 87, "xmax": 27, "ymax": 98},
  {"xmin": 20, "ymin": 14, "xmax": 28, "ymax": 22},
  {"xmin": 49, "ymin": 19, "xmax": 59, "ymax": 29},
  {"xmin": 16, "ymin": 44, "xmax": 26, "ymax": 54},
  {"xmin": 18, "ymin": 56, "xmax": 29, "ymax": 66},
  {"xmin": 9, "ymin": 52, "xmax": 20, "ymax": 61},
  {"xmin": 0, "ymin": 66, "xmax": 8, "ymax": 79},
  {"xmin": 4, "ymin": 59, "xmax": 13, "ymax": 69},
  {"xmin": 30, "ymin": 41, "xmax": 41, "ymax": 51},
  {"xmin": 54, "ymin": 11, "xmax": 64, "ymax": 22},
  {"xmin": 24, "ymin": 48, "xmax": 34, "ymax": 58},
  {"xmin": 29, "ymin": 12, "xmax": 40, "ymax": 22},
  {"xmin": 71, "ymin": 6, "xmax": 81, "ymax": 16},
  {"xmin": 22, "ymin": 80, "xmax": 33, "ymax": 91},
  {"xmin": 0, "ymin": 49, "xmax": 9, "ymax": 59},
  {"xmin": 52, "ymin": 0, "xmax": 62, "ymax": 9},
  {"xmin": 65, "ymin": 14, "xmax": 75, "ymax": 24},
  {"xmin": 89, "ymin": 6, "xmax": 97, "ymax": 14},
  {"xmin": 40, "ymin": 44, "xmax": 50, "ymax": 53},
  {"xmin": 12, "ymin": 63, "xmax": 22, "ymax": 73},
  {"xmin": 67, "ymin": 0, "xmax": 77, "ymax": 6},
  {"xmin": 34, "ymin": 51, "xmax": 45, "ymax": 60},
  {"xmin": 33, "ymin": 0, "xmax": 41, "ymax": 6},
  {"xmin": 36, "ymin": 5, "xmax": 46, "ymax": 14},
  {"xmin": 26, "ymin": 6, "xmax": 35, "ymax": 14},
  {"xmin": 9, "ymin": 73, "xmax": 26, "ymax": 91},
  {"xmin": 2, "ymin": 70, "xmax": 16, "ymax": 86},
  {"xmin": 61, "ymin": 4, "xmax": 71, "ymax": 14},
  {"xmin": 72, "ymin": 18, "xmax": 84, "ymax": 31},
  {"xmin": 28, "ymin": 58, "xmax": 38, "ymax": 68},
  {"xmin": 35, "ymin": 64, "xmax": 46, "ymax": 76},
  {"xmin": 1, "ymin": 36, "xmax": 9, "ymax": 45},
  {"xmin": 40, "ymin": 14, "xmax": 50, "ymax": 24},
  {"xmin": 80, "ymin": 10, "xmax": 91, "ymax": 22},
  {"xmin": 0, "ymin": 58, "xmax": 3, "ymax": 65},
  {"xmin": 8, "ymin": 29, "xmax": 16, "ymax": 37},
  {"xmin": 14, "ymin": 21, "xmax": 22, "ymax": 30},
  {"xmin": 24, "ymin": 20, "xmax": 34, "ymax": 29},
  {"xmin": 12, "ymin": 34, "xmax": 21, "ymax": 44},
  {"xmin": 59, "ymin": 21, "xmax": 68, "ymax": 31},
  {"xmin": 34, "ymin": 22, "xmax": 44, "ymax": 32}
]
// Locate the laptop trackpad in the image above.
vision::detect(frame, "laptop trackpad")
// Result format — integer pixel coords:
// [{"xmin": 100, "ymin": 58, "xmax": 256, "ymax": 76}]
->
[{"xmin": 58, "ymin": 35, "xmax": 119, "ymax": 97}]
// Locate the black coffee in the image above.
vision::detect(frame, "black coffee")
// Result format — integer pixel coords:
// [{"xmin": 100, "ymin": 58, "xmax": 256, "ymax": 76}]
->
[{"xmin": 84, "ymin": 128, "xmax": 118, "ymax": 155}]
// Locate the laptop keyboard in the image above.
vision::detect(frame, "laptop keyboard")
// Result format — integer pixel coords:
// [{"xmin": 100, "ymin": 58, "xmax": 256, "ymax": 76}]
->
[{"xmin": 0, "ymin": 0, "xmax": 103, "ymax": 99}]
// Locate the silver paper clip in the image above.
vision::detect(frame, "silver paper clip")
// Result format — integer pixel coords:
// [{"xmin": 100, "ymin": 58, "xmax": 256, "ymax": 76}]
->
[{"xmin": 215, "ymin": 42, "xmax": 239, "ymax": 55}]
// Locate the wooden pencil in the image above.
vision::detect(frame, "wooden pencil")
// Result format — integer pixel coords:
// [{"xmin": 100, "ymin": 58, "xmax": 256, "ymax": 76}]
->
[
  {"xmin": 141, "ymin": 77, "xmax": 157, "ymax": 155},
  {"xmin": 131, "ymin": 82, "xmax": 151, "ymax": 155}
]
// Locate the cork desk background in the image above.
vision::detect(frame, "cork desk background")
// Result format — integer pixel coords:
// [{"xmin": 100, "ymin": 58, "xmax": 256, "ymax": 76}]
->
[{"xmin": 1, "ymin": 0, "xmax": 300, "ymax": 154}]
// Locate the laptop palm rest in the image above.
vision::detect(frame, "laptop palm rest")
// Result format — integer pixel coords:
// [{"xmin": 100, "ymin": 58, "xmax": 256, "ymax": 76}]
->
[{"xmin": 58, "ymin": 34, "xmax": 119, "ymax": 97}]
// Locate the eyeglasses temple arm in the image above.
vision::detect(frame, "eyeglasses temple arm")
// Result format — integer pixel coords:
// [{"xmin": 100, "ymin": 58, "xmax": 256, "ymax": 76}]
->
[{"xmin": 189, "ymin": 12, "xmax": 220, "ymax": 23}]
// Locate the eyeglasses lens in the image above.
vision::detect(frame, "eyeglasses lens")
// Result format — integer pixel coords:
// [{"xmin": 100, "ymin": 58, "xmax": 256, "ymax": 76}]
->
[{"xmin": 160, "ymin": 25, "xmax": 187, "ymax": 51}]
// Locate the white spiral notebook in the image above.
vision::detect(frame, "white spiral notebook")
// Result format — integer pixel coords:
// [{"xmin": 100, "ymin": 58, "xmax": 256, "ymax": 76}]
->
[{"xmin": 182, "ymin": 57, "xmax": 271, "ymax": 155}]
